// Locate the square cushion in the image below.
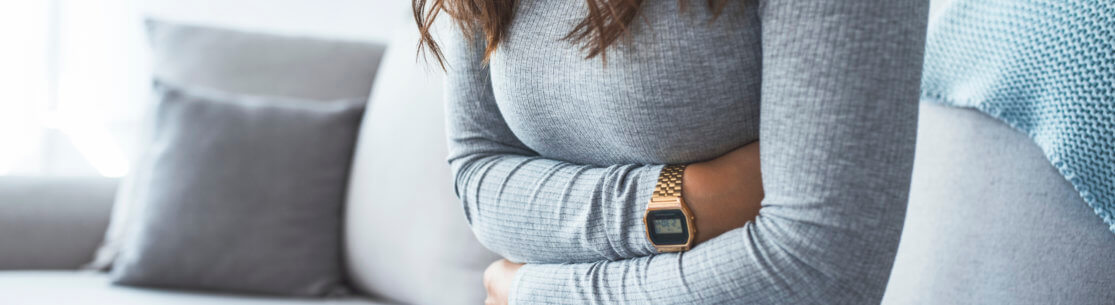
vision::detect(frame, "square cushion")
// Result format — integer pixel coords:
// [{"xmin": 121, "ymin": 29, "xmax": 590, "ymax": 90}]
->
[
  {"xmin": 88, "ymin": 19, "xmax": 385, "ymax": 272},
  {"xmin": 109, "ymin": 82, "xmax": 364, "ymax": 296}
]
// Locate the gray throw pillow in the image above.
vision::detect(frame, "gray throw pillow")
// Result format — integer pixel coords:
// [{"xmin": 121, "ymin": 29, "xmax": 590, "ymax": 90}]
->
[
  {"xmin": 110, "ymin": 81, "xmax": 364, "ymax": 296},
  {"xmin": 87, "ymin": 19, "xmax": 385, "ymax": 271}
]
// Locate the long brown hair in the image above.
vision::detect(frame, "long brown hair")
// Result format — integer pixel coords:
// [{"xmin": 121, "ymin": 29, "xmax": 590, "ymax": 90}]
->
[{"xmin": 413, "ymin": 0, "xmax": 728, "ymax": 69}]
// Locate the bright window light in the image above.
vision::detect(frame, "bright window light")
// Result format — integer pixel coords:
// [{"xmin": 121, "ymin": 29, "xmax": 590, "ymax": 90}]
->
[
  {"xmin": 0, "ymin": 0, "xmax": 145, "ymax": 177},
  {"xmin": 0, "ymin": 1, "xmax": 51, "ymax": 176}
]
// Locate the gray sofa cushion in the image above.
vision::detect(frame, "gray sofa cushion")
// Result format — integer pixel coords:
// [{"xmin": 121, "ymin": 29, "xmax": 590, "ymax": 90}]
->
[
  {"xmin": 110, "ymin": 82, "xmax": 364, "ymax": 296},
  {"xmin": 882, "ymin": 102, "xmax": 1115, "ymax": 304},
  {"xmin": 343, "ymin": 29, "xmax": 499, "ymax": 305},
  {"xmin": 0, "ymin": 271, "xmax": 387, "ymax": 305},
  {"xmin": 89, "ymin": 19, "xmax": 385, "ymax": 271},
  {"xmin": 0, "ymin": 177, "xmax": 119, "ymax": 270}
]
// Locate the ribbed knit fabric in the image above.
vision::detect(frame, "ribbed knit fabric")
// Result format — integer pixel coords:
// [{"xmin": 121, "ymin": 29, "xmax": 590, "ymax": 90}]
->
[
  {"xmin": 923, "ymin": 1, "xmax": 1115, "ymax": 234},
  {"xmin": 442, "ymin": 1, "xmax": 928, "ymax": 304}
]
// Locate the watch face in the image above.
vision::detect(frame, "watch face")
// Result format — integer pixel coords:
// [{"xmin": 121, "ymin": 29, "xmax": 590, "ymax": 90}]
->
[{"xmin": 647, "ymin": 209, "xmax": 690, "ymax": 245}]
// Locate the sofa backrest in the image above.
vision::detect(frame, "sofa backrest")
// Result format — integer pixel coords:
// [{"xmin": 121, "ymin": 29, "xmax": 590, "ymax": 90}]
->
[
  {"xmin": 343, "ymin": 28, "xmax": 499, "ymax": 305},
  {"xmin": 0, "ymin": 177, "xmax": 120, "ymax": 270},
  {"xmin": 146, "ymin": 19, "xmax": 385, "ymax": 100}
]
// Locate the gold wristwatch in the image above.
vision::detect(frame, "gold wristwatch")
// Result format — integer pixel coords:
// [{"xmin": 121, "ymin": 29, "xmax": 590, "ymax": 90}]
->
[{"xmin": 643, "ymin": 164, "xmax": 696, "ymax": 252}]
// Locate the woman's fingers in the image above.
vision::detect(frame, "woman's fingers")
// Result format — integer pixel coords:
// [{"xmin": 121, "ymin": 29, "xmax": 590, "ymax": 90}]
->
[{"xmin": 483, "ymin": 259, "xmax": 522, "ymax": 305}]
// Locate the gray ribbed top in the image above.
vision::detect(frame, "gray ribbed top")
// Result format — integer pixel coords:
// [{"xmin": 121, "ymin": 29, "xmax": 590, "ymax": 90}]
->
[{"xmin": 442, "ymin": 1, "xmax": 928, "ymax": 304}]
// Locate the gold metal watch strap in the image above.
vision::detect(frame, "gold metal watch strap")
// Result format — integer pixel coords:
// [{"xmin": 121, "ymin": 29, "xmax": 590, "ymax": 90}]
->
[
  {"xmin": 652, "ymin": 164, "xmax": 687, "ymax": 200},
  {"xmin": 646, "ymin": 164, "xmax": 693, "ymax": 253}
]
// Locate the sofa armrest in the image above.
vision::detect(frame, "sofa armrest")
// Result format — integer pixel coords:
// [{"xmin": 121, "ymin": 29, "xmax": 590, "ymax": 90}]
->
[{"xmin": 0, "ymin": 176, "xmax": 118, "ymax": 270}]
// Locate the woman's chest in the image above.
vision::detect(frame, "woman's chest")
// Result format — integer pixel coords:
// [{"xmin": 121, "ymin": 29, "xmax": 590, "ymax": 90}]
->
[{"xmin": 487, "ymin": 0, "xmax": 763, "ymax": 165}]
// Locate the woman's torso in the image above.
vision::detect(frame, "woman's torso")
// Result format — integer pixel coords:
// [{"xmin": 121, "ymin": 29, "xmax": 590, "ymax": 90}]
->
[
  {"xmin": 487, "ymin": 0, "xmax": 761, "ymax": 165},
  {"xmin": 477, "ymin": 0, "xmax": 1115, "ymax": 302}
]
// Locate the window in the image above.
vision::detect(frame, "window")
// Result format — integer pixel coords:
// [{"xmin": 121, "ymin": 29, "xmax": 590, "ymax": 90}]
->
[{"xmin": 0, "ymin": 0, "xmax": 147, "ymax": 177}]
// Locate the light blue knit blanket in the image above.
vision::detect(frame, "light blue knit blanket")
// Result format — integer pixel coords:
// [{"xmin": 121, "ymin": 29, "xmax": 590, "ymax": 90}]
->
[{"xmin": 922, "ymin": 0, "xmax": 1115, "ymax": 233}]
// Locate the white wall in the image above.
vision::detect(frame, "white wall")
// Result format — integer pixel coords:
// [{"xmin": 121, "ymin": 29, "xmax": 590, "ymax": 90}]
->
[{"xmin": 143, "ymin": 0, "xmax": 412, "ymax": 43}]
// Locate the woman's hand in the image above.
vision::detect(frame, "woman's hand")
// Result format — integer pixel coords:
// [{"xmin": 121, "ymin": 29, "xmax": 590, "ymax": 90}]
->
[
  {"xmin": 483, "ymin": 259, "xmax": 523, "ymax": 305},
  {"xmin": 682, "ymin": 141, "xmax": 764, "ymax": 245}
]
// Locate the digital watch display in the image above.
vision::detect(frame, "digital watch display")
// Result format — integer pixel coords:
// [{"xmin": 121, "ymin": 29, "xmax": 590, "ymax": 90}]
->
[{"xmin": 646, "ymin": 209, "xmax": 690, "ymax": 245}]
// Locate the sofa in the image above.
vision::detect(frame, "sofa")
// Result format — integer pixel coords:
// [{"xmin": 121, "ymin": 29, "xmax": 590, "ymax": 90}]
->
[{"xmin": 0, "ymin": 21, "xmax": 499, "ymax": 305}]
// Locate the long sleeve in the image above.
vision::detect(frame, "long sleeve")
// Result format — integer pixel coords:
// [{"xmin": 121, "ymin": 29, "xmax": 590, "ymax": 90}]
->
[
  {"xmin": 509, "ymin": 1, "xmax": 928, "ymax": 304},
  {"xmin": 443, "ymin": 23, "xmax": 663, "ymax": 264}
]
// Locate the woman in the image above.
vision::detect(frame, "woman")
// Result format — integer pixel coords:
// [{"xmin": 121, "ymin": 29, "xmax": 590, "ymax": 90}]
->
[
  {"xmin": 415, "ymin": 0, "xmax": 928, "ymax": 304},
  {"xmin": 884, "ymin": 1, "xmax": 1115, "ymax": 304}
]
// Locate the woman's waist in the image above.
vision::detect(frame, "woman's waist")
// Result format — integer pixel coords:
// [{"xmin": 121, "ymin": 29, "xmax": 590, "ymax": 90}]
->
[{"xmin": 521, "ymin": 125, "xmax": 758, "ymax": 166}]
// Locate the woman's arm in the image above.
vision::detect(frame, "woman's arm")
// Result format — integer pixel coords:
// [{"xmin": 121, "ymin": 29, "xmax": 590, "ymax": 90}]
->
[
  {"xmin": 443, "ymin": 23, "xmax": 761, "ymax": 264},
  {"xmin": 504, "ymin": 1, "xmax": 928, "ymax": 304}
]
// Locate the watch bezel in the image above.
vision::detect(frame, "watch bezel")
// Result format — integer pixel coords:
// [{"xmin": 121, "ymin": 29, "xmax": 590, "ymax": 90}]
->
[
  {"xmin": 643, "ymin": 196, "xmax": 696, "ymax": 252},
  {"xmin": 645, "ymin": 209, "xmax": 691, "ymax": 245}
]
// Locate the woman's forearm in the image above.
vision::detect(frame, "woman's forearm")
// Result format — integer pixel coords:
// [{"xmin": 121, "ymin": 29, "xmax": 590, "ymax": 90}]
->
[
  {"xmin": 683, "ymin": 142, "xmax": 764, "ymax": 245},
  {"xmin": 450, "ymin": 153, "xmax": 665, "ymax": 264},
  {"xmin": 454, "ymin": 141, "xmax": 765, "ymax": 264},
  {"xmin": 479, "ymin": 142, "xmax": 765, "ymax": 304}
]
